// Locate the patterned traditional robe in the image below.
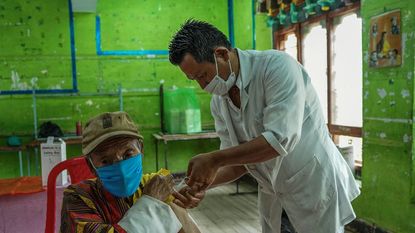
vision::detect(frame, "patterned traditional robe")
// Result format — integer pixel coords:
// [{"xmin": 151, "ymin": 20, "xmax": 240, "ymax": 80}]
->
[{"xmin": 60, "ymin": 169, "xmax": 173, "ymax": 233}]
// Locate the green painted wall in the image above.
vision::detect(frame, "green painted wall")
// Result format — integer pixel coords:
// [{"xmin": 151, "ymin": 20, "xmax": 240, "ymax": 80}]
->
[
  {"xmin": 234, "ymin": 0, "xmax": 273, "ymax": 50},
  {"xmin": 255, "ymin": 13, "xmax": 273, "ymax": 50},
  {"xmin": 354, "ymin": 0, "xmax": 415, "ymax": 232},
  {"xmin": 0, "ymin": 0, "xmax": 272, "ymax": 178}
]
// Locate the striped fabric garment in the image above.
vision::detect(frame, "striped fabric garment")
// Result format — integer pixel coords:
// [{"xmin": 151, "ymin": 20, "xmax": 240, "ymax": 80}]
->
[{"xmin": 60, "ymin": 169, "xmax": 173, "ymax": 233}]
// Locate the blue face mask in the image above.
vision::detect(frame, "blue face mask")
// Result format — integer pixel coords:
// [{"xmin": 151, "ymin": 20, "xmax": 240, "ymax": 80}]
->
[{"xmin": 96, "ymin": 154, "xmax": 143, "ymax": 198}]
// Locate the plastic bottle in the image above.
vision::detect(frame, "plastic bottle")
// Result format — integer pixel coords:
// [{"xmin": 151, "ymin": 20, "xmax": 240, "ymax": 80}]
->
[{"xmin": 76, "ymin": 121, "xmax": 82, "ymax": 136}]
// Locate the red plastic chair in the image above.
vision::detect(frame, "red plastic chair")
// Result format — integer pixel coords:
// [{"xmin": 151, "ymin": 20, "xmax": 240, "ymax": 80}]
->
[{"xmin": 45, "ymin": 156, "xmax": 95, "ymax": 233}]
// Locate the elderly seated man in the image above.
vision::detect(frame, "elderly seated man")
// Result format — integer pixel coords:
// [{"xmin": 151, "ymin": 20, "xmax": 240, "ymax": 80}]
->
[{"xmin": 60, "ymin": 111, "xmax": 200, "ymax": 233}]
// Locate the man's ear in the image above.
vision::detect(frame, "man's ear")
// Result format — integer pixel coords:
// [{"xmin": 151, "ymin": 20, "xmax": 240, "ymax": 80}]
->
[
  {"xmin": 136, "ymin": 139, "xmax": 144, "ymax": 154},
  {"xmin": 213, "ymin": 47, "xmax": 231, "ymax": 61}
]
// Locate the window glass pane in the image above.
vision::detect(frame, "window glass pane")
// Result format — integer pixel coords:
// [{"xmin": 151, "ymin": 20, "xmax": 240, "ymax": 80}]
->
[
  {"xmin": 283, "ymin": 33, "xmax": 298, "ymax": 60},
  {"xmin": 332, "ymin": 13, "xmax": 362, "ymax": 127},
  {"xmin": 337, "ymin": 135, "xmax": 362, "ymax": 162},
  {"xmin": 302, "ymin": 22, "xmax": 328, "ymax": 123}
]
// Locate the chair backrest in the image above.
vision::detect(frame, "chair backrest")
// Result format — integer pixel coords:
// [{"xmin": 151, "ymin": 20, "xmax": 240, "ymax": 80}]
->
[{"xmin": 45, "ymin": 156, "xmax": 95, "ymax": 233}]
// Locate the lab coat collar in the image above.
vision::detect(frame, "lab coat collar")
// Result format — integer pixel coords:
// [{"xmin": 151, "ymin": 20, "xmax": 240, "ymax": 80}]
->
[{"xmin": 235, "ymin": 48, "xmax": 251, "ymax": 111}]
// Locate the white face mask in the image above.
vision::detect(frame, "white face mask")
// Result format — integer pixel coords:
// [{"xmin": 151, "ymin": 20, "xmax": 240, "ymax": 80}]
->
[{"xmin": 203, "ymin": 54, "xmax": 236, "ymax": 95}]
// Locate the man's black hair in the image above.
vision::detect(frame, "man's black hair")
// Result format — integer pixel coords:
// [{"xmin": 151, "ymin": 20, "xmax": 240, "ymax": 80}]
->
[{"xmin": 168, "ymin": 19, "xmax": 232, "ymax": 65}]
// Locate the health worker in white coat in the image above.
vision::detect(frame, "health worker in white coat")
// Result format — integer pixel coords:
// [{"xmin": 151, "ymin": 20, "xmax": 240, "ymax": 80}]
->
[{"xmin": 168, "ymin": 19, "xmax": 360, "ymax": 233}]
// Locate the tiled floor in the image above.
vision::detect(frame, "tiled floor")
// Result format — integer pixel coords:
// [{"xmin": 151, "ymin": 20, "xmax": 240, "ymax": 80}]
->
[
  {"xmin": 189, "ymin": 182, "xmax": 261, "ymax": 233},
  {"xmin": 189, "ymin": 181, "xmax": 356, "ymax": 233}
]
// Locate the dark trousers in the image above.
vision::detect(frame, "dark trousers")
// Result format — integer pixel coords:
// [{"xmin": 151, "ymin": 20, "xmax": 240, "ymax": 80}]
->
[{"xmin": 281, "ymin": 210, "xmax": 296, "ymax": 233}]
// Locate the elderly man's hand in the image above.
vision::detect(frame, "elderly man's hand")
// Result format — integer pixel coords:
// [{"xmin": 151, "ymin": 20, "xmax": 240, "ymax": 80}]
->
[
  {"xmin": 173, "ymin": 186, "xmax": 205, "ymax": 209},
  {"xmin": 187, "ymin": 153, "xmax": 219, "ymax": 192},
  {"xmin": 143, "ymin": 174, "xmax": 174, "ymax": 201}
]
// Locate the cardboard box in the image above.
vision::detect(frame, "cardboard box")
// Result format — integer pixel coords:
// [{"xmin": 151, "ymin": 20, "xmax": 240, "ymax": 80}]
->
[{"xmin": 41, "ymin": 137, "xmax": 67, "ymax": 186}]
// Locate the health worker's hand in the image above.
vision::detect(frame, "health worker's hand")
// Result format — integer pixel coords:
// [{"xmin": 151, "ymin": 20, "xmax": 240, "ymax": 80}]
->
[
  {"xmin": 173, "ymin": 186, "xmax": 205, "ymax": 209},
  {"xmin": 186, "ymin": 153, "xmax": 219, "ymax": 192}
]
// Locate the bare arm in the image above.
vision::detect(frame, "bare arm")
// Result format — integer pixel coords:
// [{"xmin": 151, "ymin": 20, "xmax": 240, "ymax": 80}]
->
[
  {"xmin": 187, "ymin": 135, "xmax": 278, "ymax": 190},
  {"xmin": 209, "ymin": 165, "xmax": 248, "ymax": 189},
  {"xmin": 172, "ymin": 165, "xmax": 247, "ymax": 209},
  {"xmin": 211, "ymin": 136, "xmax": 278, "ymax": 167}
]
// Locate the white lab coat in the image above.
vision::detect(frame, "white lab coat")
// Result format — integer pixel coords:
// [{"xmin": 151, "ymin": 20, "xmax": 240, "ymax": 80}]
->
[
  {"xmin": 211, "ymin": 49, "xmax": 360, "ymax": 233},
  {"xmin": 118, "ymin": 195, "xmax": 182, "ymax": 233}
]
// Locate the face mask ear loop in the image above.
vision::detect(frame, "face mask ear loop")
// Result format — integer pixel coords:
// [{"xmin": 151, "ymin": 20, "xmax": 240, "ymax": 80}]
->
[
  {"xmin": 228, "ymin": 57, "xmax": 233, "ymax": 74},
  {"xmin": 87, "ymin": 155, "xmax": 98, "ymax": 171},
  {"xmin": 214, "ymin": 54, "xmax": 219, "ymax": 76}
]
